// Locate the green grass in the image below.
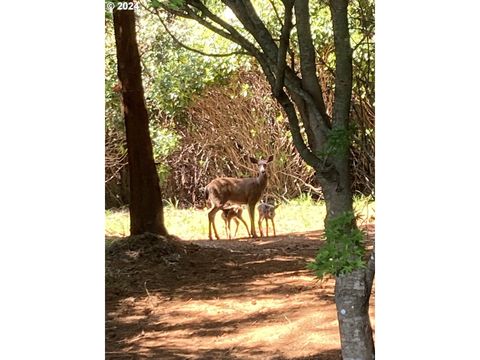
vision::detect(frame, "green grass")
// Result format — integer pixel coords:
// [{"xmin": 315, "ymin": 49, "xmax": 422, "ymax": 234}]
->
[{"xmin": 105, "ymin": 195, "xmax": 375, "ymax": 240}]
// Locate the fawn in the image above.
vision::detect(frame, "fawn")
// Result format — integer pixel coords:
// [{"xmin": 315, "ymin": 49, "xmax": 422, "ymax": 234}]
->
[
  {"xmin": 220, "ymin": 205, "xmax": 251, "ymax": 239},
  {"xmin": 257, "ymin": 201, "xmax": 279, "ymax": 237},
  {"xmin": 205, "ymin": 155, "xmax": 273, "ymax": 240}
]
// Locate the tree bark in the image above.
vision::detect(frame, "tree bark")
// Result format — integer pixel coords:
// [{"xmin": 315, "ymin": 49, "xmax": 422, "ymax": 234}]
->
[
  {"xmin": 294, "ymin": 0, "xmax": 329, "ymax": 127},
  {"xmin": 321, "ymin": 177, "xmax": 374, "ymax": 360},
  {"xmin": 327, "ymin": 1, "xmax": 374, "ymax": 358},
  {"xmin": 335, "ymin": 268, "xmax": 375, "ymax": 360},
  {"xmin": 113, "ymin": 4, "xmax": 168, "ymax": 236}
]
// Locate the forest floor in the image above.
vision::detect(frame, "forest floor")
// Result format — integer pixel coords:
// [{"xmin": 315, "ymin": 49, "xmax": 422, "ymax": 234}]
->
[{"xmin": 106, "ymin": 225, "xmax": 375, "ymax": 360}]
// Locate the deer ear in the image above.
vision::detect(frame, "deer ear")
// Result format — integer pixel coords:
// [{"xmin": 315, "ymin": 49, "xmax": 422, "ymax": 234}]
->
[
  {"xmin": 249, "ymin": 157, "xmax": 258, "ymax": 164},
  {"xmin": 267, "ymin": 155, "xmax": 274, "ymax": 163}
]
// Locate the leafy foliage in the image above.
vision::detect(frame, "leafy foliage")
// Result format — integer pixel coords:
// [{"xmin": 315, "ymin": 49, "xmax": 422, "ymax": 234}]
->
[
  {"xmin": 135, "ymin": 9, "xmax": 243, "ymax": 120},
  {"xmin": 105, "ymin": 6, "xmax": 244, "ymax": 126},
  {"xmin": 149, "ymin": 125, "xmax": 180, "ymax": 184},
  {"xmin": 105, "ymin": 6, "xmax": 245, "ymax": 207},
  {"xmin": 308, "ymin": 212, "xmax": 366, "ymax": 277},
  {"xmin": 105, "ymin": 0, "xmax": 375, "ymax": 207},
  {"xmin": 317, "ymin": 126, "xmax": 354, "ymax": 160}
]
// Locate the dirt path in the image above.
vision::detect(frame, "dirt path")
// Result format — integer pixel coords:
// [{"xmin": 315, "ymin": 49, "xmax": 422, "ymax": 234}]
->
[{"xmin": 106, "ymin": 226, "xmax": 375, "ymax": 360}]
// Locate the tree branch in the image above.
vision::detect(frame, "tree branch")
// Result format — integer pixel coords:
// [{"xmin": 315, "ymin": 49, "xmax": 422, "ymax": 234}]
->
[
  {"xmin": 223, "ymin": 0, "xmax": 279, "ymax": 64},
  {"xmin": 273, "ymin": 0, "xmax": 294, "ymax": 96},
  {"xmin": 329, "ymin": 0, "xmax": 353, "ymax": 130},
  {"xmin": 155, "ymin": 9, "xmax": 249, "ymax": 57},
  {"xmin": 179, "ymin": 1, "xmax": 281, "ymax": 95},
  {"xmin": 183, "ymin": 0, "xmax": 263, "ymax": 59},
  {"xmin": 278, "ymin": 170, "xmax": 323, "ymax": 195},
  {"xmin": 275, "ymin": 90, "xmax": 322, "ymax": 170},
  {"xmin": 275, "ymin": 89, "xmax": 338, "ymax": 184},
  {"xmin": 267, "ymin": 0, "xmax": 283, "ymax": 27},
  {"xmin": 294, "ymin": 0, "xmax": 330, "ymax": 128}
]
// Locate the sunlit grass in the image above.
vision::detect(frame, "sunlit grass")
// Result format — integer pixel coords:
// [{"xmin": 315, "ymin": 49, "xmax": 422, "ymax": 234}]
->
[
  {"xmin": 105, "ymin": 208, "xmax": 130, "ymax": 237},
  {"xmin": 105, "ymin": 195, "xmax": 375, "ymax": 240}
]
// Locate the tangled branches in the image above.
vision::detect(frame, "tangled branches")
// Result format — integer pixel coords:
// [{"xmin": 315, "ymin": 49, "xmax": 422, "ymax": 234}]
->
[
  {"xmin": 161, "ymin": 70, "xmax": 316, "ymax": 207},
  {"xmin": 105, "ymin": 69, "xmax": 374, "ymax": 208}
]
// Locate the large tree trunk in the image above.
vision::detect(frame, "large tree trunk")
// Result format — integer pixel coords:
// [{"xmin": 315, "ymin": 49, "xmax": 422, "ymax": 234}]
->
[
  {"xmin": 112, "ymin": 4, "xmax": 167, "ymax": 236},
  {"xmin": 326, "ymin": 1, "xmax": 374, "ymax": 358},
  {"xmin": 335, "ymin": 268, "xmax": 375, "ymax": 359},
  {"xmin": 322, "ymin": 178, "xmax": 375, "ymax": 360}
]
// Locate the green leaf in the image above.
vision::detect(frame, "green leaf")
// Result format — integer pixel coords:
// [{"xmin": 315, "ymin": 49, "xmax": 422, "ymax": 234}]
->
[
  {"xmin": 308, "ymin": 211, "xmax": 366, "ymax": 278},
  {"xmin": 150, "ymin": 0, "xmax": 161, "ymax": 9}
]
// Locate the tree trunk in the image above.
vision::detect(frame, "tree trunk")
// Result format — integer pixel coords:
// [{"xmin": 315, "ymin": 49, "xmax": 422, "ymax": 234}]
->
[
  {"xmin": 320, "ymin": 174, "xmax": 374, "ymax": 360},
  {"xmin": 112, "ymin": 4, "xmax": 167, "ymax": 236},
  {"xmin": 325, "ymin": 1, "xmax": 374, "ymax": 358},
  {"xmin": 335, "ymin": 268, "xmax": 375, "ymax": 360}
]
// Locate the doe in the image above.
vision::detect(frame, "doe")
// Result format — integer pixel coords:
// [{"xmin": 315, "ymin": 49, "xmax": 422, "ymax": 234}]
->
[{"xmin": 205, "ymin": 155, "xmax": 273, "ymax": 240}]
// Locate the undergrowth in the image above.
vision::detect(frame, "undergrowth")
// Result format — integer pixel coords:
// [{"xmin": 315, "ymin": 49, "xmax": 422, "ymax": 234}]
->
[
  {"xmin": 308, "ymin": 211, "xmax": 366, "ymax": 277},
  {"xmin": 105, "ymin": 195, "xmax": 375, "ymax": 242}
]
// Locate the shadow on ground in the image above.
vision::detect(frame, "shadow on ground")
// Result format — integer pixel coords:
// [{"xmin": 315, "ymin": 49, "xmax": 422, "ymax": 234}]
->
[{"xmin": 106, "ymin": 227, "xmax": 375, "ymax": 360}]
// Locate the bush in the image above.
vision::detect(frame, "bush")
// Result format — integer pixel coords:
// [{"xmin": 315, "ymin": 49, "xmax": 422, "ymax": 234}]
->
[{"xmin": 161, "ymin": 69, "xmax": 317, "ymax": 207}]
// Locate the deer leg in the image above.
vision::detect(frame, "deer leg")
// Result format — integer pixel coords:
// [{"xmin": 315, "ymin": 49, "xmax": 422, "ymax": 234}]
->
[
  {"xmin": 225, "ymin": 218, "xmax": 232, "ymax": 239},
  {"xmin": 266, "ymin": 217, "xmax": 269, "ymax": 237},
  {"xmin": 237, "ymin": 214, "xmax": 251, "ymax": 237},
  {"xmin": 232, "ymin": 218, "xmax": 240, "ymax": 239},
  {"xmin": 248, "ymin": 203, "xmax": 257, "ymax": 238},
  {"xmin": 229, "ymin": 218, "xmax": 234, "ymax": 239},
  {"xmin": 208, "ymin": 207, "xmax": 221, "ymax": 240},
  {"xmin": 208, "ymin": 208, "xmax": 214, "ymax": 240},
  {"xmin": 223, "ymin": 217, "xmax": 229, "ymax": 239},
  {"xmin": 271, "ymin": 218, "xmax": 276, "ymax": 237}
]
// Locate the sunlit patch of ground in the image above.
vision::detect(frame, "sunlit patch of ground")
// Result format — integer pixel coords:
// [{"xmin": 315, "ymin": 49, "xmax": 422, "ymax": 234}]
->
[{"xmin": 106, "ymin": 229, "xmax": 375, "ymax": 360}]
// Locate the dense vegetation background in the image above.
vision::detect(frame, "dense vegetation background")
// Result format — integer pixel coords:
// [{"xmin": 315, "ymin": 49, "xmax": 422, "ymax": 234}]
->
[{"xmin": 105, "ymin": 0, "xmax": 374, "ymax": 209}]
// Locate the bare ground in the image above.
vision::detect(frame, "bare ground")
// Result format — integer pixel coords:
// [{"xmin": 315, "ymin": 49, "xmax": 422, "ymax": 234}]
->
[{"xmin": 106, "ymin": 225, "xmax": 375, "ymax": 360}]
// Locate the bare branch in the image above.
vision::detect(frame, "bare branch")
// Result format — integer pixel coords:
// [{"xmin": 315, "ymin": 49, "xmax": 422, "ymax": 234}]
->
[
  {"xmin": 275, "ymin": 88, "xmax": 337, "ymax": 184},
  {"xmin": 278, "ymin": 170, "xmax": 323, "ymax": 195},
  {"xmin": 223, "ymin": 0, "xmax": 279, "ymax": 64},
  {"xmin": 294, "ymin": 0, "xmax": 330, "ymax": 129},
  {"xmin": 329, "ymin": 0, "xmax": 353, "ymax": 129},
  {"xmin": 267, "ymin": 0, "xmax": 283, "ymax": 26},
  {"xmin": 273, "ymin": 0, "xmax": 294, "ymax": 96}
]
